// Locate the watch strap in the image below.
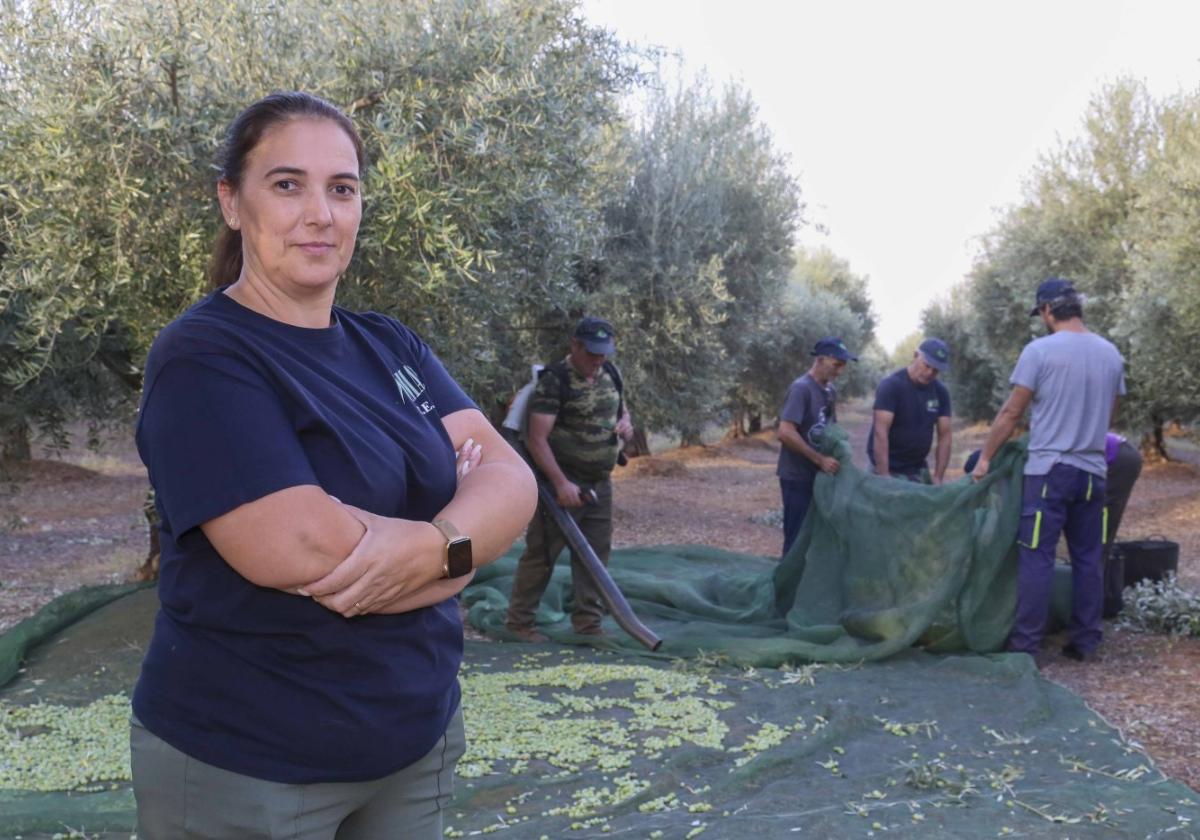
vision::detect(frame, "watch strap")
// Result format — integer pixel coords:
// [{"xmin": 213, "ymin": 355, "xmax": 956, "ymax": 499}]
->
[{"xmin": 431, "ymin": 517, "xmax": 464, "ymax": 543}]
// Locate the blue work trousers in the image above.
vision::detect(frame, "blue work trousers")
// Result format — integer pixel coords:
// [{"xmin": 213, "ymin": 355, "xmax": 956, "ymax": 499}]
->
[
  {"xmin": 780, "ymin": 477, "xmax": 815, "ymax": 558},
  {"xmin": 1007, "ymin": 464, "xmax": 1107, "ymax": 656}
]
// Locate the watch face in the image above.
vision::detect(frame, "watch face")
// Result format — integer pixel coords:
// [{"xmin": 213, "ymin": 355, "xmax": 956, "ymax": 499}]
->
[{"xmin": 446, "ymin": 537, "xmax": 473, "ymax": 578}]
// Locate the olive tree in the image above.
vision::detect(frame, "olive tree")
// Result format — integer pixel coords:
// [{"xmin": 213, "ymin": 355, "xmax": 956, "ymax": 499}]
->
[
  {"xmin": 0, "ymin": 0, "xmax": 639, "ymax": 453},
  {"xmin": 593, "ymin": 77, "xmax": 803, "ymax": 444},
  {"xmin": 1, "ymin": 0, "xmax": 213, "ymax": 456},
  {"xmin": 1119, "ymin": 90, "xmax": 1200, "ymax": 453}
]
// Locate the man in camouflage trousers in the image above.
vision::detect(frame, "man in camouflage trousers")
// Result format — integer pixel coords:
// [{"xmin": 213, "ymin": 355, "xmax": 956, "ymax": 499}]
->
[{"xmin": 505, "ymin": 316, "xmax": 634, "ymax": 641}]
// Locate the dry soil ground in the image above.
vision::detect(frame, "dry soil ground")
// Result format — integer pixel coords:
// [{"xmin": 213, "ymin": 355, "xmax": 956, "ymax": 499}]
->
[{"xmin": 1, "ymin": 402, "xmax": 1197, "ymax": 790}]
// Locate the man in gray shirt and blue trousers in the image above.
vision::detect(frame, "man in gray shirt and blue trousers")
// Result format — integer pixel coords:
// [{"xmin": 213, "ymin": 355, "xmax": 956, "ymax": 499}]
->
[
  {"xmin": 972, "ymin": 278, "xmax": 1125, "ymax": 662},
  {"xmin": 776, "ymin": 337, "xmax": 857, "ymax": 557}
]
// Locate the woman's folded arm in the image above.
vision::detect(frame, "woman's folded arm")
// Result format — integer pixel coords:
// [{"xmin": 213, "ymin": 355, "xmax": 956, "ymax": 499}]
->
[{"xmin": 200, "ymin": 485, "xmax": 365, "ymax": 591}]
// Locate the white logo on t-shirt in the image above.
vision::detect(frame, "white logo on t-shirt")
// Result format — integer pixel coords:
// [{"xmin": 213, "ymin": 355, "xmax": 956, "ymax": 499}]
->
[
  {"xmin": 806, "ymin": 388, "xmax": 834, "ymax": 446},
  {"xmin": 393, "ymin": 365, "xmax": 435, "ymax": 415}
]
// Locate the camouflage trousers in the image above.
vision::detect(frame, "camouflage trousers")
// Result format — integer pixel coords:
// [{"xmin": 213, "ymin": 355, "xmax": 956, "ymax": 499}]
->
[{"xmin": 506, "ymin": 478, "xmax": 613, "ymax": 634}]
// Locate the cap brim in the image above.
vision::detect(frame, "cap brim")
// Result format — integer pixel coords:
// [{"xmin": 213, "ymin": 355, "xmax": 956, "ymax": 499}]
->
[
  {"xmin": 581, "ymin": 338, "xmax": 615, "ymax": 355},
  {"xmin": 1029, "ymin": 305, "xmax": 1041, "ymax": 317},
  {"xmin": 920, "ymin": 351, "xmax": 948, "ymax": 372}
]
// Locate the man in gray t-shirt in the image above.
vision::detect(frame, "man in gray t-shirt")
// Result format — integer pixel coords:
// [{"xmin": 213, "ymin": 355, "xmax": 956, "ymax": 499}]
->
[
  {"xmin": 776, "ymin": 336, "xmax": 857, "ymax": 557},
  {"xmin": 972, "ymin": 278, "xmax": 1125, "ymax": 663}
]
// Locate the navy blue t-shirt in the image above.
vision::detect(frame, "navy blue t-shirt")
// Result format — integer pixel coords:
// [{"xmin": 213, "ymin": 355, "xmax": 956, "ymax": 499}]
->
[
  {"xmin": 133, "ymin": 289, "xmax": 477, "ymax": 784},
  {"xmin": 866, "ymin": 368, "xmax": 951, "ymax": 474}
]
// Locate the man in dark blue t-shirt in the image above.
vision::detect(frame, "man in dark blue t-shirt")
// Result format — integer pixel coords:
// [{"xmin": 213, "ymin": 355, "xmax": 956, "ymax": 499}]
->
[{"xmin": 867, "ymin": 337, "xmax": 953, "ymax": 484}]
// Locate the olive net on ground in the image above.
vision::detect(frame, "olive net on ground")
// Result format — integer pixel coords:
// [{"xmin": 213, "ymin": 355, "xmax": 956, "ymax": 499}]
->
[
  {"xmin": 468, "ymin": 424, "xmax": 1026, "ymax": 664},
  {"xmin": 2, "ymin": 595, "xmax": 1198, "ymax": 838},
  {"xmin": 1, "ymin": 585, "xmax": 155, "ymax": 837}
]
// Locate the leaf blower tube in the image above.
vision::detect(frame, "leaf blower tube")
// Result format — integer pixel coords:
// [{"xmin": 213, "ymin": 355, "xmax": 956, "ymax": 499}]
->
[{"xmin": 535, "ymin": 480, "xmax": 662, "ymax": 651}]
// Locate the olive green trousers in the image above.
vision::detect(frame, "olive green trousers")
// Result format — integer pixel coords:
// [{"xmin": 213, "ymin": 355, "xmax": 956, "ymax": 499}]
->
[{"xmin": 506, "ymin": 477, "xmax": 613, "ymax": 633}]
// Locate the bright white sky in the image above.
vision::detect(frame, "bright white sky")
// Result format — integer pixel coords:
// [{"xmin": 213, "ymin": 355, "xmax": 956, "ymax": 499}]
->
[{"xmin": 579, "ymin": 0, "xmax": 1200, "ymax": 352}]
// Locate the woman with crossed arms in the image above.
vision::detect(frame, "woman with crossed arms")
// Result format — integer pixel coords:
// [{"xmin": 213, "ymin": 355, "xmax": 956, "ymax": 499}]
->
[{"xmin": 131, "ymin": 91, "xmax": 536, "ymax": 838}]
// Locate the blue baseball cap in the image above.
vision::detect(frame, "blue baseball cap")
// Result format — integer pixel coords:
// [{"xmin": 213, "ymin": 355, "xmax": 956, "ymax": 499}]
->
[
  {"xmin": 918, "ymin": 337, "xmax": 950, "ymax": 372},
  {"xmin": 811, "ymin": 336, "xmax": 858, "ymax": 361},
  {"xmin": 574, "ymin": 316, "xmax": 616, "ymax": 355},
  {"xmin": 1030, "ymin": 278, "xmax": 1077, "ymax": 316}
]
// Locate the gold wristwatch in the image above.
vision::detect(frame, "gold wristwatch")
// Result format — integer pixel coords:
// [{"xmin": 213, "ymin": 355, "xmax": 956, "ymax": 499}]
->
[{"xmin": 432, "ymin": 518, "xmax": 473, "ymax": 579}]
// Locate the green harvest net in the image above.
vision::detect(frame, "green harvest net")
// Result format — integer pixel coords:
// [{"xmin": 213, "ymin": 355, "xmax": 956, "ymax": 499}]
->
[
  {"xmin": 3, "ymin": 595, "xmax": 1199, "ymax": 838},
  {"xmin": 467, "ymin": 424, "xmax": 1024, "ymax": 662},
  {"xmin": 2, "ymin": 424, "xmax": 1198, "ymax": 837}
]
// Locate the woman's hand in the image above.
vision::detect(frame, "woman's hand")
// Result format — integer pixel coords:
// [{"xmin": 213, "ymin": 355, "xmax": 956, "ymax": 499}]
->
[
  {"xmin": 456, "ymin": 436, "xmax": 482, "ymax": 481},
  {"xmin": 300, "ymin": 503, "xmax": 443, "ymax": 617},
  {"xmin": 369, "ymin": 570, "xmax": 477, "ymax": 614}
]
